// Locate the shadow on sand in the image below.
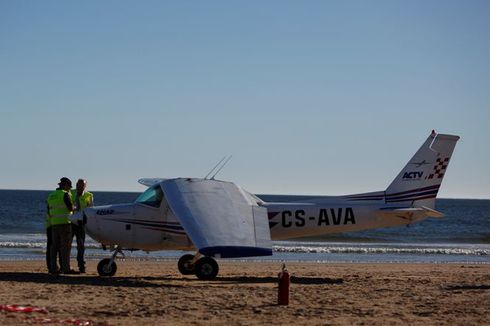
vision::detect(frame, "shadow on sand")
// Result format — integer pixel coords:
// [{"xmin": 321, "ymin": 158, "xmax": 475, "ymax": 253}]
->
[
  {"xmin": 0, "ymin": 272, "xmax": 182, "ymax": 288},
  {"xmin": 445, "ymin": 284, "xmax": 490, "ymax": 291},
  {"xmin": 0, "ymin": 272, "xmax": 343, "ymax": 287},
  {"xmin": 211, "ymin": 275, "xmax": 343, "ymax": 285}
]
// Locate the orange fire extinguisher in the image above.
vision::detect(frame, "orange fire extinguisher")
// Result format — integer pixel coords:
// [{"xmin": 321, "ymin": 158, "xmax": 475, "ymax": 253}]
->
[{"xmin": 278, "ymin": 263, "xmax": 290, "ymax": 305}]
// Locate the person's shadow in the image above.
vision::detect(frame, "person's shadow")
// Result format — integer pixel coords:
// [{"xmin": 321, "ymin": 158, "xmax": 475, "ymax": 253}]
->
[{"xmin": 0, "ymin": 272, "xmax": 177, "ymax": 288}]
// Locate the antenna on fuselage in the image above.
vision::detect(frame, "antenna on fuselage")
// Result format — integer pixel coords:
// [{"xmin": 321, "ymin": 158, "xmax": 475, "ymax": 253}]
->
[
  {"xmin": 210, "ymin": 155, "xmax": 232, "ymax": 180},
  {"xmin": 204, "ymin": 156, "xmax": 227, "ymax": 180}
]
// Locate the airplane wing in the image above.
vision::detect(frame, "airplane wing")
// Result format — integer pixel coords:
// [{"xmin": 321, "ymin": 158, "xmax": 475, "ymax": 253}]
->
[
  {"xmin": 160, "ymin": 178, "xmax": 272, "ymax": 258},
  {"xmin": 138, "ymin": 178, "xmax": 167, "ymax": 187},
  {"xmin": 376, "ymin": 206, "xmax": 444, "ymax": 219}
]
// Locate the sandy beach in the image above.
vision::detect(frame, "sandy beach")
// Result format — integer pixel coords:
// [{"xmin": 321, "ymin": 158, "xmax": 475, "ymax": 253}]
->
[{"xmin": 0, "ymin": 260, "xmax": 489, "ymax": 325}]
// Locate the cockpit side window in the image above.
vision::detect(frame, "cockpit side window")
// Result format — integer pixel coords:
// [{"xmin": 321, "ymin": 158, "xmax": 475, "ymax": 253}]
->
[{"xmin": 135, "ymin": 185, "xmax": 164, "ymax": 208}]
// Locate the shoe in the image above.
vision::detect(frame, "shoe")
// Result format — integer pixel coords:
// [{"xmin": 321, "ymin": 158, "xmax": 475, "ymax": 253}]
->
[
  {"xmin": 79, "ymin": 268, "xmax": 86, "ymax": 274},
  {"xmin": 49, "ymin": 270, "xmax": 60, "ymax": 275},
  {"xmin": 62, "ymin": 269, "xmax": 80, "ymax": 275}
]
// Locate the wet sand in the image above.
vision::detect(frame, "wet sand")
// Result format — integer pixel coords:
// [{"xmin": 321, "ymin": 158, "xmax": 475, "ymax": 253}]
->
[{"xmin": 0, "ymin": 260, "xmax": 489, "ymax": 325}]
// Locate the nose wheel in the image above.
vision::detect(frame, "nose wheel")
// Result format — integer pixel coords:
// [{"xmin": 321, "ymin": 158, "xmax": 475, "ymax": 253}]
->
[
  {"xmin": 97, "ymin": 258, "xmax": 117, "ymax": 276},
  {"xmin": 97, "ymin": 246, "xmax": 123, "ymax": 277}
]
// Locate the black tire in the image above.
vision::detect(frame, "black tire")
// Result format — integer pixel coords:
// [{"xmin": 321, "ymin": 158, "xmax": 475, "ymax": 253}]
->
[
  {"xmin": 195, "ymin": 257, "xmax": 219, "ymax": 280},
  {"xmin": 178, "ymin": 254, "xmax": 196, "ymax": 275},
  {"xmin": 97, "ymin": 258, "xmax": 117, "ymax": 277}
]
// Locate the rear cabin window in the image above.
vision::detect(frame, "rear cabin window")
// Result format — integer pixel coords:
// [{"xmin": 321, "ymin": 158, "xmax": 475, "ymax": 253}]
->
[{"xmin": 135, "ymin": 185, "xmax": 163, "ymax": 208}]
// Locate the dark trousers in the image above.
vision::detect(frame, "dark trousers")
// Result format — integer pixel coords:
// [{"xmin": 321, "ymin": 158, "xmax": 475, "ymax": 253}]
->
[
  {"xmin": 50, "ymin": 224, "xmax": 72, "ymax": 273},
  {"xmin": 71, "ymin": 223, "xmax": 86, "ymax": 271},
  {"xmin": 46, "ymin": 226, "xmax": 61, "ymax": 271}
]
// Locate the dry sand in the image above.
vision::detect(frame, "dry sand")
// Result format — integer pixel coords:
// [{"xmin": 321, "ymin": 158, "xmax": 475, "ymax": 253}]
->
[{"xmin": 0, "ymin": 260, "xmax": 489, "ymax": 325}]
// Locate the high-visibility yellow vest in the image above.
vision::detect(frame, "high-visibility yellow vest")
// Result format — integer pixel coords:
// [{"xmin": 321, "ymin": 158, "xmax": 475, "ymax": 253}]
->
[
  {"xmin": 72, "ymin": 190, "xmax": 93, "ymax": 211},
  {"xmin": 47, "ymin": 189, "xmax": 72, "ymax": 225}
]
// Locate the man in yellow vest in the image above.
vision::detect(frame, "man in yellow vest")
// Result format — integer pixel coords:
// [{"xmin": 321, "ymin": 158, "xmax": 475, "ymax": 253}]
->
[
  {"xmin": 71, "ymin": 179, "xmax": 94, "ymax": 273},
  {"xmin": 47, "ymin": 177, "xmax": 78, "ymax": 274}
]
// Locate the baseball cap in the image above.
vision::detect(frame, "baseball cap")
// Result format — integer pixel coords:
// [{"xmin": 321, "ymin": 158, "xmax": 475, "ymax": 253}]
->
[{"xmin": 58, "ymin": 177, "xmax": 72, "ymax": 186}]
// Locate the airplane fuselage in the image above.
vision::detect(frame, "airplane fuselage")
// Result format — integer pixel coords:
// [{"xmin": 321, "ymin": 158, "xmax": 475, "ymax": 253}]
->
[
  {"xmin": 73, "ymin": 132, "xmax": 459, "ymax": 279},
  {"xmin": 264, "ymin": 199, "xmax": 420, "ymax": 240},
  {"xmin": 83, "ymin": 194, "xmax": 422, "ymax": 252}
]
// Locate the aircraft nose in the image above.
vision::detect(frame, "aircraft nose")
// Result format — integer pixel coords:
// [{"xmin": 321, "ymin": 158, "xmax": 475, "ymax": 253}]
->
[{"xmin": 81, "ymin": 207, "xmax": 99, "ymax": 235}]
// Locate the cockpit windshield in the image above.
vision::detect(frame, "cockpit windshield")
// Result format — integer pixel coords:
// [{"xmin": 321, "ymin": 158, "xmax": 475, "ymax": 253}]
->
[{"xmin": 135, "ymin": 185, "xmax": 164, "ymax": 208}]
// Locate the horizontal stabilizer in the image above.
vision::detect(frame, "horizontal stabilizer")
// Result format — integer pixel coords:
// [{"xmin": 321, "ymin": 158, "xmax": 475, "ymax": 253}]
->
[
  {"xmin": 420, "ymin": 206, "xmax": 444, "ymax": 218},
  {"xmin": 161, "ymin": 178, "xmax": 272, "ymax": 258},
  {"xmin": 138, "ymin": 178, "xmax": 167, "ymax": 187},
  {"xmin": 377, "ymin": 206, "xmax": 444, "ymax": 219}
]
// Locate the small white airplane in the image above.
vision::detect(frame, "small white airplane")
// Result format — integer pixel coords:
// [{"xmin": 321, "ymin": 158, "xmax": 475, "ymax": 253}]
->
[{"xmin": 71, "ymin": 131, "xmax": 459, "ymax": 280}]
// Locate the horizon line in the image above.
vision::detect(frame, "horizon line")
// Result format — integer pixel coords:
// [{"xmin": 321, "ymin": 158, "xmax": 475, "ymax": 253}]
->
[{"xmin": 0, "ymin": 188, "xmax": 488, "ymax": 201}]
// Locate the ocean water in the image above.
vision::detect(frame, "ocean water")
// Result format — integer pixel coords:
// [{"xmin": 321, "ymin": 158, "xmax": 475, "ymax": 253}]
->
[{"xmin": 0, "ymin": 190, "xmax": 489, "ymax": 263}]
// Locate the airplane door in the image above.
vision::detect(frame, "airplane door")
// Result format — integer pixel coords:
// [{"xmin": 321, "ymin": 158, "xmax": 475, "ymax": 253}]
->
[{"xmin": 132, "ymin": 185, "xmax": 167, "ymax": 250}]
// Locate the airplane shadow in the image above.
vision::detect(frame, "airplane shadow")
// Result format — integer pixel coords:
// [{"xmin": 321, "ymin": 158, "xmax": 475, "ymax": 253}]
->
[
  {"xmin": 151, "ymin": 275, "xmax": 344, "ymax": 285},
  {"xmin": 0, "ymin": 272, "xmax": 343, "ymax": 287},
  {"xmin": 213, "ymin": 275, "xmax": 343, "ymax": 285}
]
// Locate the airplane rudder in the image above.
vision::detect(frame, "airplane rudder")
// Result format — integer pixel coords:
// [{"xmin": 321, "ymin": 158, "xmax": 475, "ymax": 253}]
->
[
  {"xmin": 385, "ymin": 132, "xmax": 459, "ymax": 207},
  {"xmin": 386, "ymin": 133, "xmax": 437, "ymax": 195}
]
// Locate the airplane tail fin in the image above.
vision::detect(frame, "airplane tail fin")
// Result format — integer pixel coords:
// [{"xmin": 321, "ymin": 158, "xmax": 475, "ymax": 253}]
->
[{"xmin": 385, "ymin": 131, "xmax": 460, "ymax": 208}]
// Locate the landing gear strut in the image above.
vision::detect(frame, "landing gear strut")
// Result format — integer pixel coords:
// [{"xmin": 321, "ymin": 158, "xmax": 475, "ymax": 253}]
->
[
  {"xmin": 177, "ymin": 253, "xmax": 219, "ymax": 280},
  {"xmin": 97, "ymin": 246, "xmax": 124, "ymax": 277}
]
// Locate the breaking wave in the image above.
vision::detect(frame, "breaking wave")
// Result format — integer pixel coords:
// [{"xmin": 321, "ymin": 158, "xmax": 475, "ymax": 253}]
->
[
  {"xmin": 1, "ymin": 234, "xmax": 489, "ymax": 258},
  {"xmin": 0, "ymin": 241, "xmax": 102, "ymax": 249},
  {"xmin": 272, "ymin": 244, "xmax": 490, "ymax": 256},
  {"xmin": 0, "ymin": 234, "xmax": 101, "ymax": 249}
]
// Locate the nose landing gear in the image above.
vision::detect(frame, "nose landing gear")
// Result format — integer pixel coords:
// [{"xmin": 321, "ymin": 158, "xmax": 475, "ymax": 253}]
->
[
  {"xmin": 97, "ymin": 246, "xmax": 124, "ymax": 277},
  {"xmin": 177, "ymin": 253, "xmax": 219, "ymax": 280}
]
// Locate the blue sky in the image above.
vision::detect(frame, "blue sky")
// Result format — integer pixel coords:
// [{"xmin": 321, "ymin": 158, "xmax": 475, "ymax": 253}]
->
[{"xmin": 1, "ymin": 1, "xmax": 489, "ymax": 198}]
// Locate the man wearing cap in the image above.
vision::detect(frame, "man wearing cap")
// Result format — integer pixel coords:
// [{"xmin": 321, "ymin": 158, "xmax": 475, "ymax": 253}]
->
[
  {"xmin": 71, "ymin": 179, "xmax": 94, "ymax": 273},
  {"xmin": 46, "ymin": 177, "xmax": 78, "ymax": 274}
]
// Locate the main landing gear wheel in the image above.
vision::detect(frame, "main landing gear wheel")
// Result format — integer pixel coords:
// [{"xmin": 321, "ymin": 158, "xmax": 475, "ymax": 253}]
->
[
  {"xmin": 195, "ymin": 257, "xmax": 219, "ymax": 280},
  {"xmin": 178, "ymin": 254, "xmax": 196, "ymax": 275},
  {"xmin": 97, "ymin": 258, "xmax": 117, "ymax": 277}
]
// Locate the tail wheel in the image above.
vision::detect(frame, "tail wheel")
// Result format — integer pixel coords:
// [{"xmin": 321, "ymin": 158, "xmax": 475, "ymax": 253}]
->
[
  {"xmin": 195, "ymin": 257, "xmax": 219, "ymax": 280},
  {"xmin": 97, "ymin": 258, "xmax": 117, "ymax": 277},
  {"xmin": 178, "ymin": 254, "xmax": 196, "ymax": 275}
]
